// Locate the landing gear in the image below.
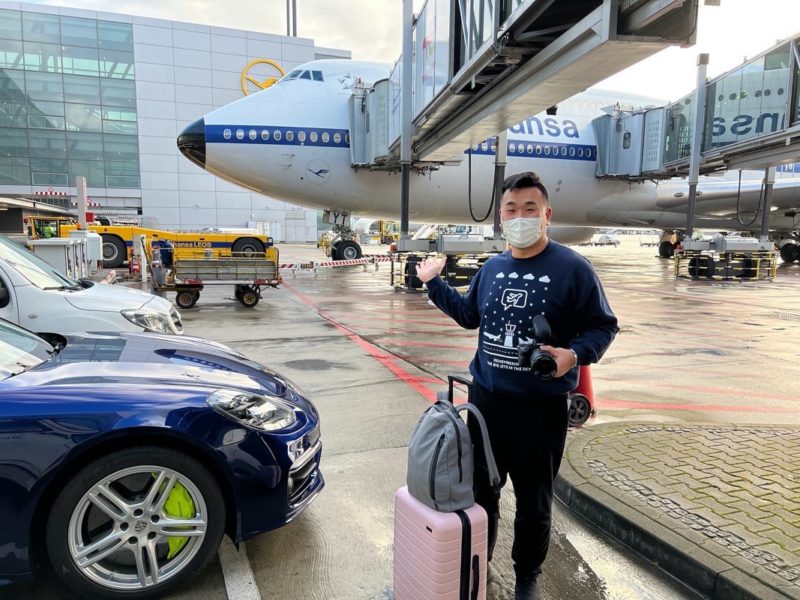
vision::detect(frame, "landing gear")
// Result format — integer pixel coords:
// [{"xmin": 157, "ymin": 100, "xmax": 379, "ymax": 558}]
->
[
  {"xmin": 658, "ymin": 241, "xmax": 676, "ymax": 258},
  {"xmin": 779, "ymin": 243, "xmax": 798, "ymax": 263},
  {"xmin": 334, "ymin": 240, "xmax": 362, "ymax": 261},
  {"xmin": 323, "ymin": 216, "xmax": 364, "ymax": 261}
]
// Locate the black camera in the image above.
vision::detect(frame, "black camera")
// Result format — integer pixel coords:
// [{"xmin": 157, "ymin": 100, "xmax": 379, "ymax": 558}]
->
[{"xmin": 517, "ymin": 314, "xmax": 557, "ymax": 379}]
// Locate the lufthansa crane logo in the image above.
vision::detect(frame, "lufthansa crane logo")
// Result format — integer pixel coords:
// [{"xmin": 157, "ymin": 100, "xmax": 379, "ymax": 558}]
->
[{"xmin": 240, "ymin": 58, "xmax": 286, "ymax": 96}]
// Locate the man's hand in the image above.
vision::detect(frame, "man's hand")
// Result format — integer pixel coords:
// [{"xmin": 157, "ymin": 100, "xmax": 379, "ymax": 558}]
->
[
  {"xmin": 539, "ymin": 345, "xmax": 576, "ymax": 378},
  {"xmin": 415, "ymin": 256, "xmax": 446, "ymax": 283}
]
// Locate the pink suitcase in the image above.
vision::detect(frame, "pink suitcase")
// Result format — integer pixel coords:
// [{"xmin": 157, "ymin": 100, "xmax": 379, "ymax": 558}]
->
[{"xmin": 393, "ymin": 485, "xmax": 488, "ymax": 600}]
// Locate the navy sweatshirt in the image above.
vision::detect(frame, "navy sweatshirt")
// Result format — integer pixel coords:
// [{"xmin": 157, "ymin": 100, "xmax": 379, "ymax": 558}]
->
[{"xmin": 426, "ymin": 241, "xmax": 618, "ymax": 397}]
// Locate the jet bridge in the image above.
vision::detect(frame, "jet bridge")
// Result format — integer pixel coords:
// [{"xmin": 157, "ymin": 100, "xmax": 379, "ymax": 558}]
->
[
  {"xmin": 593, "ymin": 35, "xmax": 800, "ymax": 179},
  {"xmin": 350, "ymin": 0, "xmax": 698, "ymax": 168}
]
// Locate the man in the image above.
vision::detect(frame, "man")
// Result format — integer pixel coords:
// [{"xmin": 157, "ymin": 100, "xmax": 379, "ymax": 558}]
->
[{"xmin": 415, "ymin": 171, "xmax": 618, "ymax": 599}]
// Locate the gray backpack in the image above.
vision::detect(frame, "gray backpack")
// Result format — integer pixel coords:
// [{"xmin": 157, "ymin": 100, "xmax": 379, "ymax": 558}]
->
[{"xmin": 407, "ymin": 375, "xmax": 501, "ymax": 512}]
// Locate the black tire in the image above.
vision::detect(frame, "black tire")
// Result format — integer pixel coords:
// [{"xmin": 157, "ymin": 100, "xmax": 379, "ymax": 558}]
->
[
  {"xmin": 739, "ymin": 256, "xmax": 757, "ymax": 279},
  {"xmin": 568, "ymin": 394, "xmax": 592, "ymax": 427},
  {"xmin": 231, "ymin": 237, "xmax": 264, "ymax": 257},
  {"xmin": 234, "ymin": 285, "xmax": 246, "ymax": 301},
  {"xmin": 175, "ymin": 290, "xmax": 198, "ymax": 309},
  {"xmin": 779, "ymin": 243, "xmax": 799, "ymax": 263},
  {"xmin": 335, "ymin": 240, "xmax": 362, "ymax": 261},
  {"xmin": 688, "ymin": 256, "xmax": 716, "ymax": 278},
  {"xmin": 404, "ymin": 256, "xmax": 423, "ymax": 290},
  {"xmin": 658, "ymin": 241, "xmax": 675, "ymax": 259},
  {"xmin": 239, "ymin": 287, "xmax": 259, "ymax": 308},
  {"xmin": 46, "ymin": 446, "xmax": 225, "ymax": 600},
  {"xmin": 102, "ymin": 235, "xmax": 127, "ymax": 268}
]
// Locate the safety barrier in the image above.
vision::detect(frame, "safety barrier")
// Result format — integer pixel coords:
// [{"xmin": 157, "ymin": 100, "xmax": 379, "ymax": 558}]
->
[{"xmin": 279, "ymin": 255, "xmax": 392, "ymax": 272}]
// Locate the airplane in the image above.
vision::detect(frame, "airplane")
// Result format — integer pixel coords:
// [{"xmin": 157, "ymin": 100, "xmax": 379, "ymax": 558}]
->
[{"xmin": 177, "ymin": 59, "xmax": 800, "ymax": 263}]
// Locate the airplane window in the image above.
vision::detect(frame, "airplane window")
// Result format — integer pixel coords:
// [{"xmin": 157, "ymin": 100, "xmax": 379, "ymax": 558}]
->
[
  {"xmin": 755, "ymin": 90, "xmax": 762, "ymax": 98},
  {"xmin": 489, "ymin": 140, "xmax": 495, "ymax": 152},
  {"xmin": 345, "ymin": 133, "xmax": 350, "ymax": 144},
  {"xmin": 310, "ymin": 131, "xmax": 318, "ymax": 143},
  {"xmin": 577, "ymin": 148, "xmax": 583, "ymax": 157},
  {"xmin": 248, "ymin": 129, "xmax": 257, "ymax": 140},
  {"xmin": 261, "ymin": 129, "xmax": 269, "ymax": 141},
  {"xmin": 527, "ymin": 144, "xmax": 533, "ymax": 154},
  {"xmin": 312, "ymin": 71, "xmax": 323, "ymax": 81},
  {"xmin": 333, "ymin": 132, "xmax": 342, "ymax": 144},
  {"xmin": 298, "ymin": 131, "xmax": 306, "ymax": 142},
  {"xmin": 718, "ymin": 95, "xmax": 724, "ymax": 101},
  {"xmin": 322, "ymin": 132, "xmax": 330, "ymax": 143},
  {"xmin": 300, "ymin": 71, "xmax": 312, "ymax": 80},
  {"xmin": 223, "ymin": 128, "xmax": 231, "ymax": 140},
  {"xmin": 778, "ymin": 88, "xmax": 784, "ymax": 95},
  {"xmin": 274, "ymin": 130, "xmax": 282, "ymax": 141},
  {"xmin": 560, "ymin": 146, "xmax": 567, "ymax": 156},
  {"xmin": 569, "ymin": 147, "xmax": 575, "ymax": 157},
  {"xmin": 481, "ymin": 142, "xmax": 488, "ymax": 151},
  {"xmin": 286, "ymin": 131, "xmax": 294, "ymax": 142},
  {"xmin": 586, "ymin": 148, "xmax": 593, "ymax": 158},
  {"xmin": 509, "ymin": 143, "xmax": 516, "ymax": 153},
  {"xmin": 236, "ymin": 129, "xmax": 244, "ymax": 140},
  {"xmin": 729, "ymin": 93, "xmax": 737, "ymax": 100},
  {"xmin": 535, "ymin": 145, "xmax": 542, "ymax": 155},
  {"xmin": 544, "ymin": 146, "xmax": 550, "ymax": 156},
  {"xmin": 764, "ymin": 89, "xmax": 771, "ymax": 96}
]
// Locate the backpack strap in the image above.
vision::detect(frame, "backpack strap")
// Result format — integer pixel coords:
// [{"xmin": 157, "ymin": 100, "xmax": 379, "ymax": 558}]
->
[{"xmin": 456, "ymin": 403, "xmax": 501, "ymax": 494}]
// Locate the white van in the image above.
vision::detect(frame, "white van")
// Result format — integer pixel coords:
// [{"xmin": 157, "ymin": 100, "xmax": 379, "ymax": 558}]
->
[{"xmin": 0, "ymin": 236, "xmax": 183, "ymax": 335}]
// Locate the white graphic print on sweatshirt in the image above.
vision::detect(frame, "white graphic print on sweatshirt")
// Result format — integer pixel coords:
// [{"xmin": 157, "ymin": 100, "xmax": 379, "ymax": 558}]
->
[{"xmin": 480, "ymin": 271, "xmax": 551, "ymax": 372}]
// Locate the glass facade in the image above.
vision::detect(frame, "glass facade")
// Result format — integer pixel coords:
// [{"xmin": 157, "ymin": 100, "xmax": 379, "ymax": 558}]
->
[{"xmin": 0, "ymin": 9, "xmax": 139, "ymax": 188}]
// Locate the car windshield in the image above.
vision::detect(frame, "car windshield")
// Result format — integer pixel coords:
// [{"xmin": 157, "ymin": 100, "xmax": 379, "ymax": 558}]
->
[
  {"xmin": 0, "ymin": 236, "xmax": 80, "ymax": 290},
  {"xmin": 0, "ymin": 319, "xmax": 52, "ymax": 379}
]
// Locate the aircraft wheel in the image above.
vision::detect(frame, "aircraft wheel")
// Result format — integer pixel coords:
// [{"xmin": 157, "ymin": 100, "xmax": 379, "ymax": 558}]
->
[
  {"xmin": 779, "ymin": 243, "xmax": 798, "ymax": 263},
  {"xmin": 568, "ymin": 394, "xmax": 592, "ymax": 427},
  {"xmin": 335, "ymin": 240, "xmax": 362, "ymax": 261},
  {"xmin": 658, "ymin": 241, "xmax": 675, "ymax": 259}
]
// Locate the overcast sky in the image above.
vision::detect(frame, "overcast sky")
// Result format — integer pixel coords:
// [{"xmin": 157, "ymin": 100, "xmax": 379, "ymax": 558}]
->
[{"xmin": 23, "ymin": 0, "xmax": 800, "ymax": 102}]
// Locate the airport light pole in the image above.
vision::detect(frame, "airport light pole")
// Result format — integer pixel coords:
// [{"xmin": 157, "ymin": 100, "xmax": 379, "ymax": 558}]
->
[
  {"xmin": 286, "ymin": 0, "xmax": 297, "ymax": 36},
  {"xmin": 684, "ymin": 53, "xmax": 709, "ymax": 238}
]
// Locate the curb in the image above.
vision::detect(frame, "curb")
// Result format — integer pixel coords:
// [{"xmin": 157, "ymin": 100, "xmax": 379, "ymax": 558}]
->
[{"xmin": 554, "ymin": 427, "xmax": 797, "ymax": 600}]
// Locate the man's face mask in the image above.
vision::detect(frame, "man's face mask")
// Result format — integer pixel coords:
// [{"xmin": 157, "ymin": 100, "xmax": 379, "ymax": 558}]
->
[{"xmin": 502, "ymin": 217, "xmax": 543, "ymax": 248}]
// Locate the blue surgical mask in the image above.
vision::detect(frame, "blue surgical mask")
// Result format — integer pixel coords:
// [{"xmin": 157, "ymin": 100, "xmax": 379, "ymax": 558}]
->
[{"xmin": 502, "ymin": 217, "xmax": 543, "ymax": 248}]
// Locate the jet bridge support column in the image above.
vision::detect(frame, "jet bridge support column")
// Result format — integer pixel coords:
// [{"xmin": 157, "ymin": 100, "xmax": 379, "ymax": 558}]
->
[
  {"xmin": 760, "ymin": 167, "xmax": 776, "ymax": 240},
  {"xmin": 399, "ymin": 0, "xmax": 413, "ymax": 239},
  {"xmin": 492, "ymin": 131, "xmax": 508, "ymax": 239},
  {"xmin": 684, "ymin": 54, "xmax": 709, "ymax": 239}
]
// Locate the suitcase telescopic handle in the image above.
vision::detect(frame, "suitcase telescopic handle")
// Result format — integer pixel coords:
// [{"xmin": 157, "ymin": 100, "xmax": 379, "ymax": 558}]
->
[{"xmin": 446, "ymin": 374, "xmax": 473, "ymax": 403}]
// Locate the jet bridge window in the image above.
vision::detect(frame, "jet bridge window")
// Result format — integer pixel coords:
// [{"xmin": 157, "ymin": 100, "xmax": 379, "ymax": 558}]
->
[{"xmin": 623, "ymin": 132, "xmax": 631, "ymax": 149}]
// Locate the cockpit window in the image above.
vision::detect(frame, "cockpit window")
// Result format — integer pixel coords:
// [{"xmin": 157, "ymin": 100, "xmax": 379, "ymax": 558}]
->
[{"xmin": 279, "ymin": 69, "xmax": 324, "ymax": 83}]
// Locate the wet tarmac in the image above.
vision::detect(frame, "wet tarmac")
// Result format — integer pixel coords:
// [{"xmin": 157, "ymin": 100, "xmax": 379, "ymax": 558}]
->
[{"xmin": 5, "ymin": 235, "xmax": 798, "ymax": 599}]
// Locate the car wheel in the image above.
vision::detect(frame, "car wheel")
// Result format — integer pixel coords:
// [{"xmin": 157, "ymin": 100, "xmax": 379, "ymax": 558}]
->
[
  {"xmin": 232, "ymin": 238, "xmax": 264, "ymax": 257},
  {"xmin": 46, "ymin": 447, "xmax": 225, "ymax": 600},
  {"xmin": 568, "ymin": 394, "xmax": 591, "ymax": 427},
  {"xmin": 102, "ymin": 235, "xmax": 128, "ymax": 268}
]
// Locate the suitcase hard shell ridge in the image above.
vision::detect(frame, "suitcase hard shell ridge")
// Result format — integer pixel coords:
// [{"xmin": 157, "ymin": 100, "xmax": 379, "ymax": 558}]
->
[{"xmin": 393, "ymin": 486, "xmax": 488, "ymax": 600}]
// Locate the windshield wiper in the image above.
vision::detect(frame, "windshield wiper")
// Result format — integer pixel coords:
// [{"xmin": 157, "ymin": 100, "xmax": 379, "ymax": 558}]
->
[
  {"xmin": 43, "ymin": 285, "xmax": 81, "ymax": 291},
  {"xmin": 6, "ymin": 361, "xmax": 38, "ymax": 377}
]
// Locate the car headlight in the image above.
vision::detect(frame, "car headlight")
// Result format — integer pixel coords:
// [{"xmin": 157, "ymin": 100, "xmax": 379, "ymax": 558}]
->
[
  {"xmin": 207, "ymin": 389, "xmax": 297, "ymax": 431},
  {"xmin": 121, "ymin": 309, "xmax": 173, "ymax": 333}
]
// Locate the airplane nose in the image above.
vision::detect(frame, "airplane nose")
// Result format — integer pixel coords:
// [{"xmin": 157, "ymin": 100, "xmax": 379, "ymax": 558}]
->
[{"xmin": 177, "ymin": 118, "xmax": 206, "ymax": 168}]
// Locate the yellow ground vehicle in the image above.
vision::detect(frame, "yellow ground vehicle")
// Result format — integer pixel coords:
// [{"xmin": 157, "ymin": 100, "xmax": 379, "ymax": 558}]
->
[{"xmin": 27, "ymin": 217, "xmax": 275, "ymax": 268}]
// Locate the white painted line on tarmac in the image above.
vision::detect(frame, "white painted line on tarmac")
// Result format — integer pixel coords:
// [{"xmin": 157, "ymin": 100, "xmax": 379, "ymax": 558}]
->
[{"xmin": 218, "ymin": 537, "xmax": 262, "ymax": 600}]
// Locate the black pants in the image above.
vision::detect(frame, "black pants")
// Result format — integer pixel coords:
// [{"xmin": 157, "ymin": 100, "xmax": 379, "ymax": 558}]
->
[{"xmin": 467, "ymin": 382, "xmax": 569, "ymax": 578}]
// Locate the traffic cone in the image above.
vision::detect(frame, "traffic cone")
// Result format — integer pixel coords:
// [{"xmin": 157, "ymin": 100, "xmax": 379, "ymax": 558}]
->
[{"xmin": 574, "ymin": 365, "xmax": 595, "ymax": 406}]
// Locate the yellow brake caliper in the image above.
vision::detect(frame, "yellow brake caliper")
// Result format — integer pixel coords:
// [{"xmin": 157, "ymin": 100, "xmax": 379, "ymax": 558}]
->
[{"xmin": 157, "ymin": 477, "xmax": 196, "ymax": 559}]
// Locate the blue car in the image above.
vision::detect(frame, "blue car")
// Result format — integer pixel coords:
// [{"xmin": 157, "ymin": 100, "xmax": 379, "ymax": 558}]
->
[{"xmin": 0, "ymin": 319, "xmax": 323, "ymax": 598}]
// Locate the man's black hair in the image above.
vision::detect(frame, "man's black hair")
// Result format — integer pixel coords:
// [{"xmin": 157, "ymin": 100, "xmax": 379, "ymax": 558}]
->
[{"xmin": 501, "ymin": 171, "xmax": 549, "ymax": 201}]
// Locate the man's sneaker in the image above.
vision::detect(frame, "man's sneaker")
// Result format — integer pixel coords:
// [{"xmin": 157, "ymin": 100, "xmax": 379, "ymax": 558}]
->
[{"xmin": 514, "ymin": 572, "xmax": 540, "ymax": 600}]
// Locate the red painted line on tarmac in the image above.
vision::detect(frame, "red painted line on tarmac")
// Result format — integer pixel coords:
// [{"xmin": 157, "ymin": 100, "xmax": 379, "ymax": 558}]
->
[
  {"xmin": 282, "ymin": 281, "xmax": 437, "ymax": 401},
  {"xmin": 597, "ymin": 397, "xmax": 800, "ymax": 413}
]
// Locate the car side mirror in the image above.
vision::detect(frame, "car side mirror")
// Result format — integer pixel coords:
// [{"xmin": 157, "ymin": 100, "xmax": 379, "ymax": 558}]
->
[{"xmin": 0, "ymin": 279, "xmax": 9, "ymax": 309}]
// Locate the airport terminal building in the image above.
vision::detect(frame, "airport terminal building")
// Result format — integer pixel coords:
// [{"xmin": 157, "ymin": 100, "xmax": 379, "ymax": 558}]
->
[{"xmin": 0, "ymin": 1, "xmax": 349, "ymax": 241}]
